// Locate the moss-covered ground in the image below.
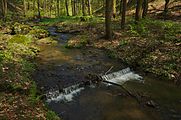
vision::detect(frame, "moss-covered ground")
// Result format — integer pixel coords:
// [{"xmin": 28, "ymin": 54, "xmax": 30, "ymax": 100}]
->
[{"xmin": 0, "ymin": 22, "xmax": 60, "ymax": 120}]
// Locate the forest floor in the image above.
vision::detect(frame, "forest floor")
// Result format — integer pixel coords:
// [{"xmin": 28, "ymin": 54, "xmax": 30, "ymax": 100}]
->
[{"xmin": 0, "ymin": 23, "xmax": 60, "ymax": 119}]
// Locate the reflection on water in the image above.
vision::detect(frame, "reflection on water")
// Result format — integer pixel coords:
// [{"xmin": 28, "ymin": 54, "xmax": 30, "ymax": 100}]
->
[{"xmin": 48, "ymin": 84, "xmax": 161, "ymax": 120}]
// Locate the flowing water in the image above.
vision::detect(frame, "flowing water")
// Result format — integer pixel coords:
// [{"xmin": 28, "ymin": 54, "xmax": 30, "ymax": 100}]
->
[{"xmin": 34, "ymin": 26, "xmax": 181, "ymax": 120}]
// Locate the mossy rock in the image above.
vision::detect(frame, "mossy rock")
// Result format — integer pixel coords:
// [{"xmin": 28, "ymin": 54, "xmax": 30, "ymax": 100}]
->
[{"xmin": 29, "ymin": 28, "xmax": 49, "ymax": 39}]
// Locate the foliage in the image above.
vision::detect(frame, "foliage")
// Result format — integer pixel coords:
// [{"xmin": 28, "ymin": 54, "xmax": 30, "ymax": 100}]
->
[
  {"xmin": 28, "ymin": 81, "xmax": 40, "ymax": 105},
  {"xmin": 29, "ymin": 28, "xmax": 49, "ymax": 39},
  {"xmin": 46, "ymin": 110, "xmax": 60, "ymax": 120},
  {"xmin": 0, "ymin": 23, "xmax": 62, "ymax": 119},
  {"xmin": 13, "ymin": 22, "xmax": 32, "ymax": 35},
  {"xmin": 128, "ymin": 18, "xmax": 181, "ymax": 41},
  {"xmin": 8, "ymin": 35, "xmax": 32, "ymax": 45},
  {"xmin": 66, "ymin": 34, "xmax": 89, "ymax": 49}
]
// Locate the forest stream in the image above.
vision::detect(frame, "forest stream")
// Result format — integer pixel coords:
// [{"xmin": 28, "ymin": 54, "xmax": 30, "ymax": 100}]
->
[{"xmin": 33, "ymin": 26, "xmax": 181, "ymax": 120}]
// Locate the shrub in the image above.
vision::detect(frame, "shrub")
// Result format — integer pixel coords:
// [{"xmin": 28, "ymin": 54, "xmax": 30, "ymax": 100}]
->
[
  {"xmin": 13, "ymin": 22, "xmax": 32, "ymax": 35},
  {"xmin": 29, "ymin": 28, "xmax": 49, "ymax": 39},
  {"xmin": 8, "ymin": 35, "xmax": 32, "ymax": 45},
  {"xmin": 46, "ymin": 110, "xmax": 60, "ymax": 120}
]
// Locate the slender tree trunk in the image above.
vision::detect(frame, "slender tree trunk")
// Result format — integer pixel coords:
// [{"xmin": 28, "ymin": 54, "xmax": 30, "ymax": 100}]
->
[
  {"xmin": 37, "ymin": 0, "xmax": 41, "ymax": 19},
  {"xmin": 4, "ymin": 0, "xmax": 7, "ymax": 16},
  {"xmin": 73, "ymin": 0, "xmax": 76, "ymax": 15},
  {"xmin": 87, "ymin": 0, "xmax": 92, "ymax": 16},
  {"xmin": 57, "ymin": 0, "xmax": 60, "ymax": 17},
  {"xmin": 164, "ymin": 0, "xmax": 170, "ymax": 13},
  {"xmin": 50, "ymin": 5, "xmax": 52, "ymax": 17},
  {"xmin": 142, "ymin": 0, "xmax": 148, "ymax": 18},
  {"xmin": 105, "ymin": 0, "xmax": 113, "ymax": 40},
  {"xmin": 121, "ymin": 0, "xmax": 127, "ymax": 29},
  {"xmin": 1, "ymin": 0, "xmax": 5, "ymax": 18},
  {"xmin": 119, "ymin": 0, "xmax": 122, "ymax": 15},
  {"xmin": 82, "ymin": 0, "xmax": 86, "ymax": 16},
  {"xmin": 43, "ymin": 0, "xmax": 46, "ymax": 16},
  {"xmin": 33, "ymin": 0, "xmax": 35, "ymax": 10},
  {"xmin": 113, "ymin": 0, "xmax": 116, "ymax": 18},
  {"xmin": 2, "ymin": 0, "xmax": 7, "ymax": 20},
  {"xmin": 164, "ymin": 0, "xmax": 170, "ymax": 19},
  {"xmin": 135, "ymin": 0, "xmax": 143, "ymax": 22},
  {"xmin": 65, "ymin": 0, "xmax": 69, "ymax": 16},
  {"xmin": 27, "ymin": 1, "xmax": 30, "ymax": 10},
  {"xmin": 23, "ymin": 0, "xmax": 26, "ymax": 17}
]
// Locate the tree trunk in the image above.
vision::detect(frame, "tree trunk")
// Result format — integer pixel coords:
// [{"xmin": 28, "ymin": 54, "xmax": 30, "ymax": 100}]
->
[
  {"xmin": 43, "ymin": 0, "xmax": 46, "ymax": 16},
  {"xmin": 23, "ymin": 0, "xmax": 26, "ymax": 17},
  {"xmin": 135, "ymin": 0, "xmax": 143, "ymax": 22},
  {"xmin": 1, "ymin": 0, "xmax": 5, "ymax": 18},
  {"xmin": 37, "ymin": 0, "xmax": 41, "ymax": 19},
  {"xmin": 121, "ymin": 0, "xmax": 127, "ymax": 29},
  {"xmin": 164, "ymin": 0, "xmax": 170, "ymax": 19},
  {"xmin": 82, "ymin": 0, "xmax": 86, "ymax": 16},
  {"xmin": 33, "ymin": 0, "xmax": 35, "ymax": 10},
  {"xmin": 105, "ymin": 0, "xmax": 113, "ymax": 40},
  {"xmin": 87, "ymin": 0, "xmax": 92, "ymax": 16},
  {"xmin": 57, "ymin": 0, "xmax": 60, "ymax": 17},
  {"xmin": 2, "ymin": 0, "xmax": 7, "ymax": 20},
  {"xmin": 119, "ymin": 0, "xmax": 122, "ymax": 15},
  {"xmin": 65, "ymin": 0, "xmax": 69, "ymax": 16},
  {"xmin": 142, "ymin": 0, "xmax": 148, "ymax": 18},
  {"xmin": 27, "ymin": 1, "xmax": 30, "ymax": 10},
  {"xmin": 4, "ymin": 0, "xmax": 7, "ymax": 17},
  {"xmin": 113, "ymin": 0, "xmax": 116, "ymax": 18}
]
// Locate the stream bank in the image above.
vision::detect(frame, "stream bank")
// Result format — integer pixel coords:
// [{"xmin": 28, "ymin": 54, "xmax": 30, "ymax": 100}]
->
[{"xmin": 34, "ymin": 26, "xmax": 181, "ymax": 120}]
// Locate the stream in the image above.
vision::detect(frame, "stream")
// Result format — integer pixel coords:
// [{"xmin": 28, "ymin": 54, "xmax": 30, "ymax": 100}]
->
[{"xmin": 34, "ymin": 26, "xmax": 181, "ymax": 120}]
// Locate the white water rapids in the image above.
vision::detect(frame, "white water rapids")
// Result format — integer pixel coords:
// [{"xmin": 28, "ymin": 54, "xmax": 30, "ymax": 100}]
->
[{"xmin": 46, "ymin": 67, "xmax": 143, "ymax": 103}]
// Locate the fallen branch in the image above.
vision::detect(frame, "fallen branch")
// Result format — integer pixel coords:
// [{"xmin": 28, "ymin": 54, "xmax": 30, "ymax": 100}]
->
[{"xmin": 105, "ymin": 66, "xmax": 114, "ymax": 75}]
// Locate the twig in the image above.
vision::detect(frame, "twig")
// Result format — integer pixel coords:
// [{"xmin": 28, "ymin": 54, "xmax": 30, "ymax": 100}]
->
[{"xmin": 105, "ymin": 66, "xmax": 114, "ymax": 75}]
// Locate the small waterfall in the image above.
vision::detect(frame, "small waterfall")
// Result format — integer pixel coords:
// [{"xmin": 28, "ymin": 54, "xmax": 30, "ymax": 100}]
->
[
  {"xmin": 46, "ymin": 68, "xmax": 143, "ymax": 103},
  {"xmin": 46, "ymin": 84, "xmax": 84, "ymax": 103},
  {"xmin": 102, "ymin": 67, "xmax": 143, "ymax": 85}
]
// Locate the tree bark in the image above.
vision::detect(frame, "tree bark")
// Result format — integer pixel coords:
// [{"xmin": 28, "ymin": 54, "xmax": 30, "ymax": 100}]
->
[
  {"xmin": 82, "ymin": 0, "xmax": 86, "ymax": 16},
  {"xmin": 1, "ymin": 0, "xmax": 7, "ymax": 20},
  {"xmin": 43, "ymin": 0, "xmax": 46, "ymax": 16},
  {"xmin": 164, "ymin": 0, "xmax": 170, "ymax": 19},
  {"xmin": 142, "ymin": 0, "xmax": 148, "ymax": 18},
  {"xmin": 105, "ymin": 0, "xmax": 113, "ymax": 40},
  {"xmin": 112, "ymin": 0, "xmax": 116, "ymax": 18},
  {"xmin": 135, "ymin": 0, "xmax": 143, "ymax": 22},
  {"xmin": 57, "ymin": 0, "xmax": 60, "ymax": 17},
  {"xmin": 87, "ymin": 0, "xmax": 92, "ymax": 16},
  {"xmin": 65, "ymin": 0, "xmax": 69, "ymax": 16},
  {"xmin": 37, "ymin": 0, "xmax": 41, "ymax": 19},
  {"xmin": 121, "ymin": 0, "xmax": 127, "ymax": 29},
  {"xmin": 23, "ymin": 0, "xmax": 26, "ymax": 17},
  {"xmin": 1, "ymin": 0, "xmax": 5, "ymax": 18}
]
